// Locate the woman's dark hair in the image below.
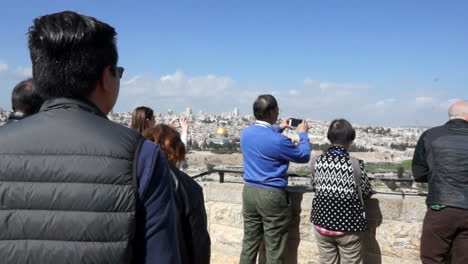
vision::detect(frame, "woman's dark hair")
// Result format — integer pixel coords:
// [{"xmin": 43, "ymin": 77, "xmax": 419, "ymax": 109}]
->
[
  {"xmin": 253, "ymin": 94, "xmax": 278, "ymax": 121},
  {"xmin": 327, "ymin": 119, "xmax": 356, "ymax": 146},
  {"xmin": 11, "ymin": 78, "xmax": 44, "ymax": 116},
  {"xmin": 131, "ymin": 106, "xmax": 154, "ymax": 134},
  {"xmin": 28, "ymin": 11, "xmax": 118, "ymax": 100},
  {"xmin": 143, "ymin": 124, "xmax": 186, "ymax": 168}
]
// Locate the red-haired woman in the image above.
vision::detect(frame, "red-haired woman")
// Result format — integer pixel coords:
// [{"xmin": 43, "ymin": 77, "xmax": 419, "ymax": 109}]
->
[
  {"xmin": 143, "ymin": 125, "xmax": 210, "ymax": 264},
  {"xmin": 130, "ymin": 106, "xmax": 155, "ymax": 133}
]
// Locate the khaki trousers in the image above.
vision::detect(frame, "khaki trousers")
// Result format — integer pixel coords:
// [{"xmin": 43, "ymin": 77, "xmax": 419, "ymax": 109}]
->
[
  {"xmin": 239, "ymin": 184, "xmax": 291, "ymax": 264},
  {"xmin": 314, "ymin": 228, "xmax": 363, "ymax": 264}
]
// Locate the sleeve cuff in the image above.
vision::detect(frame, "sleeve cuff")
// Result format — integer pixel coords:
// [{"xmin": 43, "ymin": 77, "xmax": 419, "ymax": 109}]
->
[
  {"xmin": 298, "ymin": 132, "xmax": 309, "ymax": 139},
  {"xmin": 273, "ymin": 125, "xmax": 283, "ymax": 133}
]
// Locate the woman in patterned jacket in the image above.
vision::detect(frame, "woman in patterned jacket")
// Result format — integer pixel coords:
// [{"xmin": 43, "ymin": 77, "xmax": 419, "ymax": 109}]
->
[{"xmin": 311, "ymin": 119, "xmax": 373, "ymax": 264}]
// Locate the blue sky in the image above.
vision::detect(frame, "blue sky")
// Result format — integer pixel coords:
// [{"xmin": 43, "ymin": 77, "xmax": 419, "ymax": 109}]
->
[{"xmin": 0, "ymin": 0, "xmax": 467, "ymax": 126}]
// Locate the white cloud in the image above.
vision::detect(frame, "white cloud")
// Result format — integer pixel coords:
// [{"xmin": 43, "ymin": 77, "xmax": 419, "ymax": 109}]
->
[
  {"xmin": 117, "ymin": 70, "xmax": 251, "ymax": 113},
  {"xmin": 115, "ymin": 71, "xmax": 455, "ymax": 126},
  {"xmin": 0, "ymin": 62, "xmax": 7, "ymax": 72},
  {"xmin": 441, "ymin": 98, "xmax": 462, "ymax": 109},
  {"xmin": 304, "ymin": 77, "xmax": 369, "ymax": 95},
  {"xmin": 289, "ymin": 89, "xmax": 298, "ymax": 95},
  {"xmin": 374, "ymin": 98, "xmax": 396, "ymax": 106},
  {"xmin": 415, "ymin": 96, "xmax": 434, "ymax": 104},
  {"xmin": 359, "ymin": 97, "xmax": 454, "ymax": 126},
  {"xmin": 118, "ymin": 73, "xmax": 372, "ymax": 123},
  {"xmin": 121, "ymin": 70, "xmax": 234, "ymax": 98},
  {"xmin": 0, "ymin": 61, "xmax": 32, "ymax": 80},
  {"xmin": 0, "ymin": 59, "xmax": 454, "ymax": 127}
]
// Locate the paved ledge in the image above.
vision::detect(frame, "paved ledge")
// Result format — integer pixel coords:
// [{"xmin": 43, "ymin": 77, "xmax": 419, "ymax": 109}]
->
[{"xmin": 201, "ymin": 182, "xmax": 425, "ymax": 264}]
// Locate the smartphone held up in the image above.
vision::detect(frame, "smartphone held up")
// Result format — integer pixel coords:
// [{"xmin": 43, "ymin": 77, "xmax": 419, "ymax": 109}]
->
[{"xmin": 288, "ymin": 118, "xmax": 303, "ymax": 127}]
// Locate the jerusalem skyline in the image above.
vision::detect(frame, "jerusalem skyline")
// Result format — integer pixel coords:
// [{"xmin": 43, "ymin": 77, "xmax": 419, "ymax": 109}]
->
[{"xmin": 0, "ymin": 1, "xmax": 466, "ymax": 127}]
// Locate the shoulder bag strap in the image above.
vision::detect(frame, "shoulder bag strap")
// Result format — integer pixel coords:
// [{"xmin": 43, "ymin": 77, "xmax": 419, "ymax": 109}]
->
[
  {"xmin": 310, "ymin": 155, "xmax": 320, "ymax": 189},
  {"xmin": 350, "ymin": 156, "xmax": 365, "ymax": 207}
]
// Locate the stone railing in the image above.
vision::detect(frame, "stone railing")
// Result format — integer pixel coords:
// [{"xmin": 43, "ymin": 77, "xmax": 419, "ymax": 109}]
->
[{"xmin": 201, "ymin": 182, "xmax": 425, "ymax": 264}]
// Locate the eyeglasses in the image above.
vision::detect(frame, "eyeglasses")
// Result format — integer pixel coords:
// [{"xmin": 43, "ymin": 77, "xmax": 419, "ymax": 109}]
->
[{"xmin": 113, "ymin": 66, "xmax": 124, "ymax": 79}]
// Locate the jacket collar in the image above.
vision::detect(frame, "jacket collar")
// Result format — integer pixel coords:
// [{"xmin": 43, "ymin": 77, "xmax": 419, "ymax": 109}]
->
[
  {"xmin": 40, "ymin": 97, "xmax": 108, "ymax": 119},
  {"xmin": 327, "ymin": 145, "xmax": 349, "ymax": 156},
  {"xmin": 446, "ymin": 118, "xmax": 468, "ymax": 126},
  {"xmin": 254, "ymin": 120, "xmax": 273, "ymax": 129},
  {"xmin": 446, "ymin": 118, "xmax": 468, "ymax": 133}
]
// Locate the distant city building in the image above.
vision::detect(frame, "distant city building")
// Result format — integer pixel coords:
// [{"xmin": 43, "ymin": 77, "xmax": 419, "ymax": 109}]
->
[
  {"xmin": 243, "ymin": 114, "xmax": 254, "ymax": 121},
  {"xmin": 233, "ymin": 107, "xmax": 239, "ymax": 117},
  {"xmin": 207, "ymin": 126, "xmax": 235, "ymax": 145},
  {"xmin": 222, "ymin": 112, "xmax": 233, "ymax": 119},
  {"xmin": 102, "ymin": 108, "xmax": 424, "ymax": 157},
  {"xmin": 185, "ymin": 107, "xmax": 192, "ymax": 117}
]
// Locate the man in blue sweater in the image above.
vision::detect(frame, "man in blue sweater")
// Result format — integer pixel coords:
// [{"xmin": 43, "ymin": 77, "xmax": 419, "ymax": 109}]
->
[{"xmin": 240, "ymin": 94, "xmax": 310, "ymax": 264}]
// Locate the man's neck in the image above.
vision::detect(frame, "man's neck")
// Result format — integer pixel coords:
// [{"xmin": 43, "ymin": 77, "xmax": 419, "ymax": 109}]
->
[
  {"xmin": 255, "ymin": 120, "xmax": 273, "ymax": 128},
  {"xmin": 450, "ymin": 117, "xmax": 468, "ymax": 122},
  {"xmin": 87, "ymin": 96, "xmax": 109, "ymax": 115},
  {"xmin": 259, "ymin": 117, "xmax": 275, "ymax": 125}
]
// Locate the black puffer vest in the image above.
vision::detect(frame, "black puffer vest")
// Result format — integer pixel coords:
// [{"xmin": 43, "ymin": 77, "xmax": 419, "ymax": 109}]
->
[{"xmin": 0, "ymin": 98, "xmax": 144, "ymax": 263}]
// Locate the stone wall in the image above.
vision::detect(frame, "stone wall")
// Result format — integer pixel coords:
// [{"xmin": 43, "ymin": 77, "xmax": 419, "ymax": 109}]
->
[{"xmin": 201, "ymin": 182, "xmax": 426, "ymax": 264}]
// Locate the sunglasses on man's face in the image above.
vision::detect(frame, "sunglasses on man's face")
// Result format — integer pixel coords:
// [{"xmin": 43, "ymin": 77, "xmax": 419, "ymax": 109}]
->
[{"xmin": 113, "ymin": 66, "xmax": 124, "ymax": 79}]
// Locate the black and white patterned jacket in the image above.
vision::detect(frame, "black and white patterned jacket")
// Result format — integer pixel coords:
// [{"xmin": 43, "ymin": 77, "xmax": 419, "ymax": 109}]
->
[{"xmin": 310, "ymin": 146, "xmax": 373, "ymax": 232}]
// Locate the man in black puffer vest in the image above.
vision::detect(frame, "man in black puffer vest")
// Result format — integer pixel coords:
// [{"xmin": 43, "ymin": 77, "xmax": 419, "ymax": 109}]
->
[
  {"xmin": 0, "ymin": 11, "xmax": 180, "ymax": 264},
  {"xmin": 413, "ymin": 100, "xmax": 468, "ymax": 264}
]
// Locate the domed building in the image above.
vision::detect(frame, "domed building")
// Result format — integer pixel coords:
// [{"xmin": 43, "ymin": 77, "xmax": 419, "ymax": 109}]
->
[
  {"xmin": 207, "ymin": 126, "xmax": 235, "ymax": 145},
  {"xmin": 216, "ymin": 127, "xmax": 228, "ymax": 136}
]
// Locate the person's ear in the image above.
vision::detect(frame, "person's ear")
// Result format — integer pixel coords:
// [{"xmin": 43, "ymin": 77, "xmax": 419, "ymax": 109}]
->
[
  {"xmin": 99, "ymin": 66, "xmax": 113, "ymax": 94},
  {"xmin": 269, "ymin": 109, "xmax": 277, "ymax": 118}
]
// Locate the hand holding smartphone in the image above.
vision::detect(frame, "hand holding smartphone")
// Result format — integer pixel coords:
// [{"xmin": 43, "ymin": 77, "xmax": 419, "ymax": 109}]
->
[
  {"xmin": 288, "ymin": 118, "xmax": 303, "ymax": 127},
  {"xmin": 287, "ymin": 118, "xmax": 309, "ymax": 133}
]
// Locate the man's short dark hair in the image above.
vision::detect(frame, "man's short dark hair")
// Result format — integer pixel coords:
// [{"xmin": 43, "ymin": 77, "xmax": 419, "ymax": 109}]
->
[
  {"xmin": 11, "ymin": 78, "xmax": 44, "ymax": 116},
  {"xmin": 253, "ymin": 94, "xmax": 278, "ymax": 121},
  {"xmin": 327, "ymin": 119, "xmax": 356, "ymax": 146},
  {"xmin": 28, "ymin": 11, "xmax": 118, "ymax": 100}
]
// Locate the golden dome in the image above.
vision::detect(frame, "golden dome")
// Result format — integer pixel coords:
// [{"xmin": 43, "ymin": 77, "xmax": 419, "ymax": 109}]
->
[{"xmin": 216, "ymin": 127, "xmax": 228, "ymax": 136}]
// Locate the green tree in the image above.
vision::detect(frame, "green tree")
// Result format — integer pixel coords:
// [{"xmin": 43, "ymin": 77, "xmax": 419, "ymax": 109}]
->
[
  {"xmin": 205, "ymin": 163, "xmax": 215, "ymax": 171},
  {"xmin": 192, "ymin": 141, "xmax": 200, "ymax": 150},
  {"xmin": 397, "ymin": 167, "xmax": 404, "ymax": 178}
]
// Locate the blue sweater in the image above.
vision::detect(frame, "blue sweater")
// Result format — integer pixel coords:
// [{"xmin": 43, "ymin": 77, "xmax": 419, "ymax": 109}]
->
[{"xmin": 241, "ymin": 122, "xmax": 311, "ymax": 189}]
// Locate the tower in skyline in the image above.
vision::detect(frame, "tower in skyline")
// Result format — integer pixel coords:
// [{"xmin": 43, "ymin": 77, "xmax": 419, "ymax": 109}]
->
[
  {"xmin": 185, "ymin": 107, "xmax": 192, "ymax": 117},
  {"xmin": 233, "ymin": 107, "xmax": 239, "ymax": 117}
]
